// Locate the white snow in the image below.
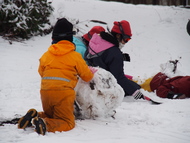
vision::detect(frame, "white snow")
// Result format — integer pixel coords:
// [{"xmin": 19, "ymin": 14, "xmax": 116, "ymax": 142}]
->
[{"xmin": 0, "ymin": 0, "xmax": 190, "ymax": 143}]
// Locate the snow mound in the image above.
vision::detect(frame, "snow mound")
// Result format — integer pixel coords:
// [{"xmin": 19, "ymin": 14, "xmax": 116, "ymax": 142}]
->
[
  {"xmin": 160, "ymin": 60, "xmax": 184, "ymax": 78},
  {"xmin": 75, "ymin": 67, "xmax": 124, "ymax": 119}
]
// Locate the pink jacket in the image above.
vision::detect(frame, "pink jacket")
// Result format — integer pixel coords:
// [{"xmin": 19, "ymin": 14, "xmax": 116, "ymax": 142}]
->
[{"xmin": 89, "ymin": 33, "xmax": 114, "ymax": 55}]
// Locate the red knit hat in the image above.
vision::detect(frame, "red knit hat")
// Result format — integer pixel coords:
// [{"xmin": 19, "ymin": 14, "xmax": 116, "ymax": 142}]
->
[
  {"xmin": 111, "ymin": 20, "xmax": 132, "ymax": 37},
  {"xmin": 83, "ymin": 26, "xmax": 105, "ymax": 41}
]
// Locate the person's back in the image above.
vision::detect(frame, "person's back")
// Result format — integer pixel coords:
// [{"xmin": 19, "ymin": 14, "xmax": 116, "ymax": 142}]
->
[{"xmin": 39, "ymin": 40, "xmax": 93, "ymax": 90}]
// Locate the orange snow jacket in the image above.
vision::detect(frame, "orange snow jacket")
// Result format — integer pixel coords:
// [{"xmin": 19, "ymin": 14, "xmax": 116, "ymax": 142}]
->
[{"xmin": 38, "ymin": 40, "xmax": 93, "ymax": 90}]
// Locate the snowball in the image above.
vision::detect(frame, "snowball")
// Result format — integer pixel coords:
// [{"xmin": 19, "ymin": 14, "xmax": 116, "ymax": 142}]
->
[{"xmin": 75, "ymin": 67, "xmax": 124, "ymax": 119}]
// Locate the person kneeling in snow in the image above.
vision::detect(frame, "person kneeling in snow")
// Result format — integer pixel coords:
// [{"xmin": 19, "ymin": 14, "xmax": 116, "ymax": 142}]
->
[
  {"xmin": 17, "ymin": 18, "xmax": 95, "ymax": 135},
  {"xmin": 85, "ymin": 20, "xmax": 145, "ymax": 100}
]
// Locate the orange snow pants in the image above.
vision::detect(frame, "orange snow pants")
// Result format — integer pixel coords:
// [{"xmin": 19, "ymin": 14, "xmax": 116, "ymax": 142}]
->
[{"xmin": 38, "ymin": 89, "xmax": 75, "ymax": 132}]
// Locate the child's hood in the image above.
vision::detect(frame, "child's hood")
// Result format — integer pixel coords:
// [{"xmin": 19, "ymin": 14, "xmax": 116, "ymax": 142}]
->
[
  {"xmin": 89, "ymin": 33, "xmax": 114, "ymax": 55},
  {"xmin": 48, "ymin": 40, "xmax": 75, "ymax": 56}
]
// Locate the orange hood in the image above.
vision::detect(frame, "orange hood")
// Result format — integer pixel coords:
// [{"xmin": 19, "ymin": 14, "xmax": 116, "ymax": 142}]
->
[{"xmin": 48, "ymin": 40, "xmax": 75, "ymax": 56}]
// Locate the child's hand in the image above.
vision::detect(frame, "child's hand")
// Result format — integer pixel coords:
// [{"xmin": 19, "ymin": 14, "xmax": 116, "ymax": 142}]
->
[
  {"xmin": 89, "ymin": 66, "xmax": 98, "ymax": 73},
  {"xmin": 122, "ymin": 53, "xmax": 130, "ymax": 62}
]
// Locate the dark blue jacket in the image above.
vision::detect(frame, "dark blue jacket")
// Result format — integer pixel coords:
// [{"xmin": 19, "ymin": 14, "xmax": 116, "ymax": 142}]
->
[{"xmin": 86, "ymin": 32, "xmax": 140, "ymax": 96}]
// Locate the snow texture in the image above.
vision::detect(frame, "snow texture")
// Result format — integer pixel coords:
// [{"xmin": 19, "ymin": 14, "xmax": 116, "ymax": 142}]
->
[{"xmin": 75, "ymin": 67, "xmax": 124, "ymax": 119}]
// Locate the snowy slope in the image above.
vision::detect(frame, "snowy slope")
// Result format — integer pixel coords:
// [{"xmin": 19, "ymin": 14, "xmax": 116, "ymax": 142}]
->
[{"xmin": 0, "ymin": 0, "xmax": 190, "ymax": 143}]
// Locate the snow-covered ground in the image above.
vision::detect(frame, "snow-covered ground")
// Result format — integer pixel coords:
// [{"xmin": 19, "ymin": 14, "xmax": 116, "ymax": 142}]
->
[{"xmin": 0, "ymin": 0, "xmax": 190, "ymax": 142}]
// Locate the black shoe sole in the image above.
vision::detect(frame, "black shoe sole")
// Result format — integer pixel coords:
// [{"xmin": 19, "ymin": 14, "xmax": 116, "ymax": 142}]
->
[
  {"xmin": 33, "ymin": 117, "xmax": 46, "ymax": 135},
  {"xmin": 18, "ymin": 109, "xmax": 37, "ymax": 129}
]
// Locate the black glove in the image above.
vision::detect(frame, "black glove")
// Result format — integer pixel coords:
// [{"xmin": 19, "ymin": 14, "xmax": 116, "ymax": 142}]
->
[
  {"xmin": 167, "ymin": 91, "xmax": 186, "ymax": 99},
  {"xmin": 122, "ymin": 53, "xmax": 130, "ymax": 62}
]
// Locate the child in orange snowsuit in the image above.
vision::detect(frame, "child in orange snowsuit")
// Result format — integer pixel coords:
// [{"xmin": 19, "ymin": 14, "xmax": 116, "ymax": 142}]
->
[
  {"xmin": 18, "ymin": 18, "xmax": 94, "ymax": 135},
  {"xmin": 39, "ymin": 18, "xmax": 94, "ymax": 133}
]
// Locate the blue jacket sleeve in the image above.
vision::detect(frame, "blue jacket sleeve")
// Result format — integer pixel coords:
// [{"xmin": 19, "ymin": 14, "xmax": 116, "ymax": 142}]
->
[{"xmin": 73, "ymin": 36, "xmax": 87, "ymax": 59}]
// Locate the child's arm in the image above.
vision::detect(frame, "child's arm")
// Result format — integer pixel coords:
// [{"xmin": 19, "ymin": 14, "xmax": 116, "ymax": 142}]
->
[{"xmin": 76, "ymin": 57, "xmax": 94, "ymax": 82}]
